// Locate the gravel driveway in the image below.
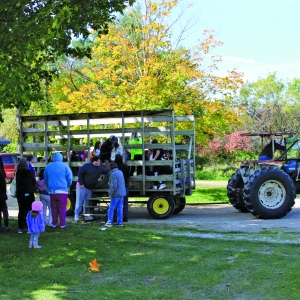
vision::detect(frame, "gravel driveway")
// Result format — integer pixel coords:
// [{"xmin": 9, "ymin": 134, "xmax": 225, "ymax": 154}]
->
[
  {"xmin": 127, "ymin": 201, "xmax": 300, "ymax": 233},
  {"xmin": 6, "ymin": 180, "xmax": 300, "ymax": 234}
]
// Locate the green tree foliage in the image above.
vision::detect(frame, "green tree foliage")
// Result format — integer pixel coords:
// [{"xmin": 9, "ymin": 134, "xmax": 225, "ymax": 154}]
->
[
  {"xmin": 0, "ymin": 0, "xmax": 134, "ymax": 119},
  {"xmin": 239, "ymin": 73, "xmax": 300, "ymax": 132},
  {"xmin": 0, "ymin": 109, "xmax": 19, "ymax": 152}
]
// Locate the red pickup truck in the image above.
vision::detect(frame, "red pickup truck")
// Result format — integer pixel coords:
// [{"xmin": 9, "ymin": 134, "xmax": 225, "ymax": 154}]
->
[{"xmin": 0, "ymin": 153, "xmax": 19, "ymax": 183}]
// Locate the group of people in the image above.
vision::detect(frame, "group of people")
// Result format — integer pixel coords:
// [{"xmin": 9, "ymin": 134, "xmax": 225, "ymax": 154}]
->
[
  {"xmin": 0, "ymin": 152, "xmax": 73, "ymax": 247},
  {"xmin": 0, "ymin": 134, "xmax": 174, "ymax": 246},
  {"xmin": 76, "ymin": 153, "xmax": 129, "ymax": 225}
]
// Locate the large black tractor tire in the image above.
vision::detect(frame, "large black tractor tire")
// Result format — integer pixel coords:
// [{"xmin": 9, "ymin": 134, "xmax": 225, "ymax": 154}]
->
[
  {"xmin": 227, "ymin": 170, "xmax": 248, "ymax": 212},
  {"xmin": 243, "ymin": 167, "xmax": 296, "ymax": 219},
  {"xmin": 173, "ymin": 197, "xmax": 186, "ymax": 215},
  {"xmin": 147, "ymin": 193, "xmax": 175, "ymax": 219},
  {"xmin": 66, "ymin": 193, "xmax": 75, "ymax": 216}
]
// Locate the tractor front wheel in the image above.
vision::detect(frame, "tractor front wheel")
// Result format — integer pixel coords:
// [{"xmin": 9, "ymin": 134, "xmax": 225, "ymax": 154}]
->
[{"xmin": 227, "ymin": 170, "xmax": 248, "ymax": 212}]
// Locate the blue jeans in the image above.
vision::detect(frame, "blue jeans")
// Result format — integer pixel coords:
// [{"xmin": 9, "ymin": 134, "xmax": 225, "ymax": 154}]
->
[
  {"xmin": 30, "ymin": 233, "xmax": 40, "ymax": 243},
  {"xmin": 40, "ymin": 194, "xmax": 52, "ymax": 225},
  {"xmin": 107, "ymin": 197, "xmax": 124, "ymax": 224},
  {"xmin": 75, "ymin": 187, "xmax": 92, "ymax": 218}
]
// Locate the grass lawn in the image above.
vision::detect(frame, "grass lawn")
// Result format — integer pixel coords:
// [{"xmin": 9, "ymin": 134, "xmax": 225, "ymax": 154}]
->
[
  {"xmin": 1, "ymin": 219, "xmax": 300, "ymax": 300},
  {"xmin": 186, "ymin": 186, "xmax": 228, "ymax": 204}
]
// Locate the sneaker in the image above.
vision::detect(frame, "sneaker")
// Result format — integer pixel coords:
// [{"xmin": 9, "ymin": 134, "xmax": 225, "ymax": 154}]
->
[
  {"xmin": 18, "ymin": 229, "xmax": 23, "ymax": 234},
  {"xmin": 74, "ymin": 216, "xmax": 79, "ymax": 222},
  {"xmin": 60, "ymin": 225, "xmax": 69, "ymax": 229},
  {"xmin": 104, "ymin": 222, "xmax": 112, "ymax": 227},
  {"xmin": 152, "ymin": 185, "xmax": 158, "ymax": 190},
  {"xmin": 158, "ymin": 183, "xmax": 166, "ymax": 189},
  {"xmin": 84, "ymin": 216, "xmax": 93, "ymax": 221},
  {"xmin": 52, "ymin": 225, "xmax": 57, "ymax": 228},
  {"xmin": 47, "ymin": 223, "xmax": 53, "ymax": 227},
  {"xmin": 116, "ymin": 223, "xmax": 123, "ymax": 227}
]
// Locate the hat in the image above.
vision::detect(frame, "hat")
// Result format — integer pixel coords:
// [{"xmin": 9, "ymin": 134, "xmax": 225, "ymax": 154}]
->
[
  {"xmin": 109, "ymin": 135, "xmax": 115, "ymax": 140},
  {"xmin": 32, "ymin": 201, "xmax": 43, "ymax": 212},
  {"xmin": 113, "ymin": 137, "xmax": 118, "ymax": 144}
]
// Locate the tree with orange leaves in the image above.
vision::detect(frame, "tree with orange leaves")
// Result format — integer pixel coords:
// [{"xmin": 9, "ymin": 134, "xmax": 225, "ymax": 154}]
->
[{"xmin": 48, "ymin": 0, "xmax": 244, "ymax": 145}]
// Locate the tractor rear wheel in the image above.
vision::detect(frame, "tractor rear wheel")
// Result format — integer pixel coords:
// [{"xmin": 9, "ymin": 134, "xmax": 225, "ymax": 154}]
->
[
  {"xmin": 227, "ymin": 170, "xmax": 248, "ymax": 212},
  {"xmin": 243, "ymin": 167, "xmax": 296, "ymax": 219}
]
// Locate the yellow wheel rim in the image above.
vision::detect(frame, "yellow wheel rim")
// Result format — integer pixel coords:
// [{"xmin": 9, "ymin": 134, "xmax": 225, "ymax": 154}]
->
[
  {"xmin": 152, "ymin": 197, "xmax": 169, "ymax": 214},
  {"xmin": 66, "ymin": 198, "xmax": 71, "ymax": 211}
]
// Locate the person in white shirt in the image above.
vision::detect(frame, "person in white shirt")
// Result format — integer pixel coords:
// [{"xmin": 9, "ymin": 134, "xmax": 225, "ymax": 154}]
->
[{"xmin": 110, "ymin": 137, "xmax": 123, "ymax": 162}]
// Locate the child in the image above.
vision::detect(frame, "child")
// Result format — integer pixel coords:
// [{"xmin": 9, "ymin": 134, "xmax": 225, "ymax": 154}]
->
[
  {"xmin": 26, "ymin": 201, "xmax": 45, "ymax": 248},
  {"xmin": 37, "ymin": 169, "xmax": 52, "ymax": 226}
]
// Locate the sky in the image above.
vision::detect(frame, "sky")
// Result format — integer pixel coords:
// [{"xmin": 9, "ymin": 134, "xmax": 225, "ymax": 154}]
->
[{"xmin": 173, "ymin": 0, "xmax": 300, "ymax": 82}]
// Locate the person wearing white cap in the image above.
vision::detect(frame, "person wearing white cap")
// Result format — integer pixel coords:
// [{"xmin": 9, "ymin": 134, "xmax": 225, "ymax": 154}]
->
[{"xmin": 110, "ymin": 137, "xmax": 123, "ymax": 162}]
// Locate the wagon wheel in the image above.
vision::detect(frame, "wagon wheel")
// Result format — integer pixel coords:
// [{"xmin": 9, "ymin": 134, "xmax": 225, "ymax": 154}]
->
[
  {"xmin": 147, "ymin": 193, "xmax": 175, "ymax": 219},
  {"xmin": 66, "ymin": 193, "xmax": 75, "ymax": 216},
  {"xmin": 173, "ymin": 197, "xmax": 186, "ymax": 214}
]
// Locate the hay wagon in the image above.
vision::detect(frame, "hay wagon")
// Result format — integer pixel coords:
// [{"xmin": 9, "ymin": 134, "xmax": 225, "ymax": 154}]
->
[{"xmin": 18, "ymin": 109, "xmax": 196, "ymax": 219}]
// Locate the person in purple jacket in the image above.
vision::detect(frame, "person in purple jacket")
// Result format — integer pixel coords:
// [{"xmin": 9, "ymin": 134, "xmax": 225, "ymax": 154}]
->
[
  {"xmin": 105, "ymin": 162, "xmax": 126, "ymax": 227},
  {"xmin": 26, "ymin": 201, "xmax": 45, "ymax": 249}
]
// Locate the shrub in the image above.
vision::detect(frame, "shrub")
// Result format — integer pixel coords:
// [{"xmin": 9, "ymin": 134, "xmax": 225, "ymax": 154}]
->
[{"xmin": 196, "ymin": 164, "xmax": 237, "ymax": 180}]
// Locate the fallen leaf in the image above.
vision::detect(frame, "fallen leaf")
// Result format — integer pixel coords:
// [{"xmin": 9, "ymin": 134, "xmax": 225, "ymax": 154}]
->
[{"xmin": 89, "ymin": 259, "xmax": 101, "ymax": 272}]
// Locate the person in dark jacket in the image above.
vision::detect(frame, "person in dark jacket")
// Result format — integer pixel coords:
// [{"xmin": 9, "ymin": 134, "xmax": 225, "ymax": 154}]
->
[
  {"xmin": 26, "ymin": 154, "xmax": 36, "ymax": 175},
  {"xmin": 100, "ymin": 135, "xmax": 115, "ymax": 163},
  {"xmin": 115, "ymin": 154, "xmax": 130, "ymax": 222},
  {"xmin": 16, "ymin": 158, "xmax": 36, "ymax": 234},
  {"xmin": 259, "ymin": 141, "xmax": 286, "ymax": 160},
  {"xmin": 0, "ymin": 158, "xmax": 9, "ymax": 231},
  {"xmin": 105, "ymin": 162, "xmax": 126, "ymax": 227},
  {"xmin": 0, "ymin": 156, "xmax": 6, "ymax": 178},
  {"xmin": 74, "ymin": 156, "xmax": 109, "ymax": 222}
]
